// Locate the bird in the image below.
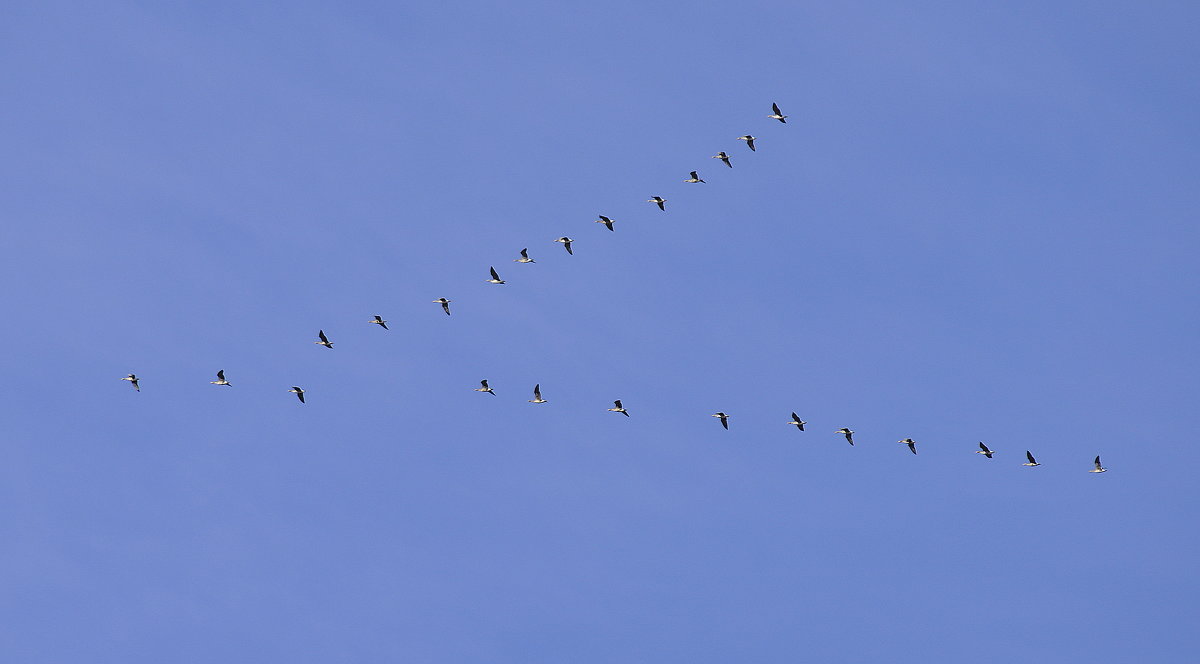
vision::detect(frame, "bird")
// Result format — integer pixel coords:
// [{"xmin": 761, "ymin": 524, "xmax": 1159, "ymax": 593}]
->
[
  {"xmin": 595, "ymin": 215, "xmax": 615, "ymax": 231},
  {"xmin": 768, "ymin": 102, "xmax": 787, "ymax": 123},
  {"xmin": 1022, "ymin": 450, "xmax": 1041, "ymax": 467},
  {"xmin": 787, "ymin": 412, "xmax": 806, "ymax": 431},
  {"xmin": 647, "ymin": 196, "xmax": 666, "ymax": 211},
  {"xmin": 684, "ymin": 170, "xmax": 706, "ymax": 183},
  {"xmin": 121, "ymin": 374, "xmax": 140, "ymax": 392},
  {"xmin": 474, "ymin": 379, "xmax": 495, "ymax": 396},
  {"xmin": 555, "ymin": 237, "xmax": 574, "ymax": 255},
  {"xmin": 486, "ymin": 266, "xmax": 506, "ymax": 284},
  {"xmin": 528, "ymin": 384, "xmax": 547, "ymax": 404},
  {"xmin": 836, "ymin": 428, "xmax": 855, "ymax": 445},
  {"xmin": 899, "ymin": 438, "xmax": 918, "ymax": 454},
  {"xmin": 288, "ymin": 386, "xmax": 305, "ymax": 403},
  {"xmin": 737, "ymin": 135, "xmax": 757, "ymax": 151},
  {"xmin": 607, "ymin": 400, "xmax": 629, "ymax": 417},
  {"xmin": 712, "ymin": 151, "xmax": 732, "ymax": 168},
  {"xmin": 433, "ymin": 298, "xmax": 452, "ymax": 315},
  {"xmin": 976, "ymin": 442, "xmax": 995, "ymax": 458},
  {"xmin": 314, "ymin": 330, "xmax": 333, "ymax": 348},
  {"xmin": 369, "ymin": 315, "xmax": 389, "ymax": 330},
  {"xmin": 1089, "ymin": 456, "xmax": 1108, "ymax": 473},
  {"xmin": 712, "ymin": 412, "xmax": 730, "ymax": 429},
  {"xmin": 210, "ymin": 370, "xmax": 231, "ymax": 386},
  {"xmin": 514, "ymin": 248, "xmax": 535, "ymax": 263}
]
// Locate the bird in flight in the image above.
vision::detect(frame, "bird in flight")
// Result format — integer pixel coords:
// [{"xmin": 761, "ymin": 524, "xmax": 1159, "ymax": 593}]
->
[
  {"xmin": 1022, "ymin": 450, "xmax": 1041, "ymax": 467},
  {"xmin": 976, "ymin": 442, "xmax": 995, "ymax": 458},
  {"xmin": 712, "ymin": 151, "xmax": 732, "ymax": 168},
  {"xmin": 595, "ymin": 215, "xmax": 615, "ymax": 232},
  {"xmin": 899, "ymin": 438, "xmax": 918, "ymax": 454},
  {"xmin": 474, "ymin": 379, "xmax": 496, "ymax": 395},
  {"xmin": 737, "ymin": 135, "xmax": 756, "ymax": 151},
  {"xmin": 836, "ymin": 428, "xmax": 855, "ymax": 445},
  {"xmin": 210, "ymin": 370, "xmax": 231, "ymax": 386},
  {"xmin": 314, "ymin": 330, "xmax": 333, "ymax": 348},
  {"xmin": 514, "ymin": 248, "xmax": 535, "ymax": 263},
  {"xmin": 529, "ymin": 384, "xmax": 548, "ymax": 404},
  {"xmin": 607, "ymin": 400, "xmax": 630, "ymax": 417},
  {"xmin": 486, "ymin": 266, "xmax": 506, "ymax": 284},
  {"xmin": 647, "ymin": 196, "xmax": 666, "ymax": 211},
  {"xmin": 684, "ymin": 171, "xmax": 706, "ymax": 183},
  {"xmin": 1089, "ymin": 456, "xmax": 1108, "ymax": 473},
  {"xmin": 433, "ymin": 298, "xmax": 452, "ymax": 315},
  {"xmin": 712, "ymin": 412, "xmax": 730, "ymax": 429},
  {"xmin": 555, "ymin": 237, "xmax": 574, "ymax": 255},
  {"xmin": 288, "ymin": 386, "xmax": 305, "ymax": 403},
  {"xmin": 121, "ymin": 374, "xmax": 140, "ymax": 392},
  {"xmin": 787, "ymin": 412, "xmax": 806, "ymax": 431},
  {"xmin": 768, "ymin": 102, "xmax": 787, "ymax": 123},
  {"xmin": 369, "ymin": 315, "xmax": 389, "ymax": 330}
]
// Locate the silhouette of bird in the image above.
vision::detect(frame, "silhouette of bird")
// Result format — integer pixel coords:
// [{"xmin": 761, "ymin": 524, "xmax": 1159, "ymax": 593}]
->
[
  {"xmin": 684, "ymin": 171, "xmax": 706, "ymax": 183},
  {"xmin": 474, "ymin": 379, "xmax": 495, "ymax": 396},
  {"xmin": 288, "ymin": 386, "xmax": 305, "ymax": 403},
  {"xmin": 768, "ymin": 102, "xmax": 787, "ymax": 123},
  {"xmin": 121, "ymin": 374, "xmax": 140, "ymax": 392},
  {"xmin": 1022, "ymin": 450, "xmax": 1041, "ymax": 467},
  {"xmin": 595, "ymin": 215, "xmax": 615, "ymax": 231},
  {"xmin": 314, "ymin": 330, "xmax": 333, "ymax": 348},
  {"xmin": 514, "ymin": 248, "xmax": 535, "ymax": 263},
  {"xmin": 712, "ymin": 412, "xmax": 730, "ymax": 429},
  {"xmin": 899, "ymin": 438, "xmax": 918, "ymax": 454},
  {"xmin": 555, "ymin": 237, "xmax": 574, "ymax": 255},
  {"xmin": 787, "ymin": 412, "xmax": 806, "ymax": 431},
  {"xmin": 607, "ymin": 400, "xmax": 630, "ymax": 417},
  {"xmin": 433, "ymin": 298, "xmax": 452, "ymax": 315},
  {"xmin": 836, "ymin": 428, "xmax": 855, "ymax": 445},
  {"xmin": 737, "ymin": 135, "xmax": 756, "ymax": 151},
  {"xmin": 369, "ymin": 315, "xmax": 389, "ymax": 330},
  {"xmin": 1089, "ymin": 456, "xmax": 1108, "ymax": 473},
  {"xmin": 486, "ymin": 266, "xmax": 506, "ymax": 284},
  {"xmin": 529, "ymin": 384, "xmax": 547, "ymax": 404},
  {"xmin": 210, "ymin": 370, "xmax": 231, "ymax": 387},
  {"xmin": 712, "ymin": 151, "xmax": 732, "ymax": 168},
  {"xmin": 976, "ymin": 442, "xmax": 994, "ymax": 458},
  {"xmin": 647, "ymin": 196, "xmax": 666, "ymax": 211}
]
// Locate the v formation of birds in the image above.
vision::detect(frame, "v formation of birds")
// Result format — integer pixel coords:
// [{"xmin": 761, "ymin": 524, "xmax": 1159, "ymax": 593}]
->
[{"xmin": 117, "ymin": 102, "xmax": 1109, "ymax": 474}]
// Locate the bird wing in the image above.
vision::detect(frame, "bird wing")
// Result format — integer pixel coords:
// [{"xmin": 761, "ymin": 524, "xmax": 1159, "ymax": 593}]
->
[
  {"xmin": 747, "ymin": 138, "xmax": 756, "ymax": 150},
  {"xmin": 520, "ymin": 248, "xmax": 529, "ymax": 258},
  {"xmin": 533, "ymin": 384, "xmax": 541, "ymax": 399},
  {"xmin": 481, "ymin": 380, "xmax": 489, "ymax": 388},
  {"xmin": 319, "ymin": 330, "xmax": 328, "ymax": 343},
  {"xmin": 1094, "ymin": 456, "xmax": 1102, "ymax": 469},
  {"xmin": 772, "ymin": 102, "xmax": 782, "ymax": 115},
  {"xmin": 614, "ymin": 400, "xmax": 622, "ymax": 408},
  {"xmin": 490, "ymin": 266, "xmax": 500, "ymax": 280},
  {"xmin": 564, "ymin": 241, "xmax": 573, "ymax": 254},
  {"xmin": 297, "ymin": 392, "xmax": 305, "ymax": 403},
  {"xmin": 657, "ymin": 201, "xmax": 665, "ymax": 210},
  {"xmin": 979, "ymin": 442, "xmax": 989, "ymax": 452},
  {"xmin": 791, "ymin": 412, "xmax": 800, "ymax": 421},
  {"xmin": 908, "ymin": 442, "xmax": 917, "ymax": 454},
  {"xmin": 689, "ymin": 171, "xmax": 698, "ymax": 178},
  {"xmin": 1026, "ymin": 451, "xmax": 1036, "ymax": 463},
  {"xmin": 217, "ymin": 370, "xmax": 224, "ymax": 380}
]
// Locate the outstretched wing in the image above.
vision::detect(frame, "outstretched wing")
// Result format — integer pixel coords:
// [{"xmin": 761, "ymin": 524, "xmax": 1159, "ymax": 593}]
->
[
  {"xmin": 772, "ymin": 102, "xmax": 782, "ymax": 115},
  {"xmin": 217, "ymin": 370, "xmax": 225, "ymax": 380},
  {"xmin": 490, "ymin": 266, "xmax": 501, "ymax": 280},
  {"xmin": 318, "ymin": 330, "xmax": 329, "ymax": 343}
]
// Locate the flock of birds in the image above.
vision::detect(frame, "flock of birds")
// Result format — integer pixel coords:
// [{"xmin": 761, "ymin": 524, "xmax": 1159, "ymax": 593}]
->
[{"xmin": 116, "ymin": 102, "xmax": 1111, "ymax": 475}]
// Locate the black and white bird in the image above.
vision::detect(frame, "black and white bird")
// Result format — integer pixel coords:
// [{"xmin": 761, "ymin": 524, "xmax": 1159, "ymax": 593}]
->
[
  {"xmin": 486, "ymin": 267, "xmax": 505, "ymax": 284},
  {"xmin": 899, "ymin": 438, "xmax": 918, "ymax": 455},
  {"xmin": 528, "ymin": 384, "xmax": 547, "ymax": 404},
  {"xmin": 314, "ymin": 330, "xmax": 333, "ymax": 348},
  {"xmin": 647, "ymin": 196, "xmax": 666, "ymax": 211},
  {"xmin": 210, "ymin": 370, "xmax": 231, "ymax": 387},
  {"xmin": 1089, "ymin": 456, "xmax": 1108, "ymax": 473},
  {"xmin": 474, "ymin": 379, "xmax": 495, "ymax": 396},
  {"xmin": 288, "ymin": 386, "xmax": 305, "ymax": 403},
  {"xmin": 555, "ymin": 237, "xmax": 574, "ymax": 255},
  {"xmin": 369, "ymin": 315, "xmax": 389, "ymax": 330},
  {"xmin": 712, "ymin": 151, "xmax": 732, "ymax": 168},
  {"xmin": 1022, "ymin": 451, "xmax": 1041, "ymax": 467},
  {"xmin": 595, "ymin": 215, "xmax": 615, "ymax": 232},
  {"xmin": 433, "ymin": 298, "xmax": 452, "ymax": 315},
  {"xmin": 768, "ymin": 102, "xmax": 787, "ymax": 123},
  {"xmin": 787, "ymin": 412, "xmax": 806, "ymax": 431},
  {"xmin": 121, "ymin": 374, "xmax": 140, "ymax": 392},
  {"xmin": 607, "ymin": 400, "xmax": 629, "ymax": 417},
  {"xmin": 976, "ymin": 442, "xmax": 995, "ymax": 458},
  {"xmin": 836, "ymin": 428, "xmax": 855, "ymax": 445},
  {"xmin": 737, "ymin": 135, "xmax": 757, "ymax": 151},
  {"xmin": 712, "ymin": 412, "xmax": 730, "ymax": 429},
  {"xmin": 684, "ymin": 171, "xmax": 706, "ymax": 183},
  {"xmin": 514, "ymin": 248, "xmax": 535, "ymax": 263}
]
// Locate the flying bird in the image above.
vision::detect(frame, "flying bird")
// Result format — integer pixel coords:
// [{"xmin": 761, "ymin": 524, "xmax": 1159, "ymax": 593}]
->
[
  {"xmin": 607, "ymin": 400, "xmax": 630, "ymax": 417},
  {"xmin": 555, "ymin": 237, "xmax": 574, "ymax": 255},
  {"xmin": 768, "ymin": 102, "xmax": 787, "ymax": 123},
  {"xmin": 474, "ymin": 379, "xmax": 496, "ymax": 396},
  {"xmin": 737, "ymin": 135, "xmax": 757, "ymax": 151},
  {"xmin": 528, "ymin": 384, "xmax": 547, "ymax": 404},
  {"xmin": 1089, "ymin": 456, "xmax": 1108, "ymax": 473},
  {"xmin": 976, "ymin": 442, "xmax": 995, "ymax": 458},
  {"xmin": 836, "ymin": 428, "xmax": 855, "ymax": 445},
  {"xmin": 210, "ymin": 370, "xmax": 231, "ymax": 387},
  {"xmin": 1022, "ymin": 451, "xmax": 1041, "ymax": 467},
  {"xmin": 314, "ymin": 330, "xmax": 333, "ymax": 348},
  {"xmin": 288, "ymin": 386, "xmax": 305, "ymax": 403},
  {"xmin": 433, "ymin": 298, "xmax": 452, "ymax": 315},
  {"xmin": 712, "ymin": 151, "xmax": 732, "ymax": 168},
  {"xmin": 787, "ymin": 412, "xmax": 806, "ymax": 431},
  {"xmin": 486, "ymin": 266, "xmax": 506, "ymax": 284},
  {"xmin": 514, "ymin": 248, "xmax": 535, "ymax": 263},
  {"xmin": 595, "ymin": 215, "xmax": 615, "ymax": 232},
  {"xmin": 899, "ymin": 438, "xmax": 918, "ymax": 454},
  {"xmin": 369, "ymin": 315, "xmax": 389, "ymax": 330},
  {"xmin": 647, "ymin": 196, "xmax": 666, "ymax": 211},
  {"xmin": 684, "ymin": 171, "xmax": 706, "ymax": 183},
  {"xmin": 712, "ymin": 412, "xmax": 730, "ymax": 429},
  {"xmin": 121, "ymin": 374, "xmax": 140, "ymax": 392}
]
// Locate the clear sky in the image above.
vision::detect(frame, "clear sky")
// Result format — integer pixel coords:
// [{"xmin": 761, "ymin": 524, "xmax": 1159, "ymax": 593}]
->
[{"xmin": 2, "ymin": 1, "xmax": 1197, "ymax": 661}]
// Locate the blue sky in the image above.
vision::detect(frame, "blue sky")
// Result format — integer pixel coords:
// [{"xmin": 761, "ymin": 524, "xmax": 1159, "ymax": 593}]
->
[{"xmin": 2, "ymin": 1, "xmax": 1197, "ymax": 661}]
